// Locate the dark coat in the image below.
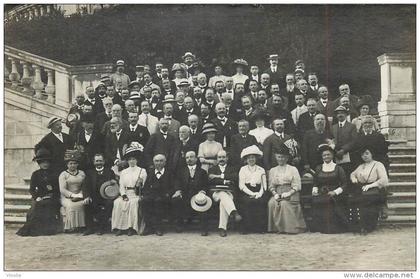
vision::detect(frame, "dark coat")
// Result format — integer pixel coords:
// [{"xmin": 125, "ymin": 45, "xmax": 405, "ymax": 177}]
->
[
  {"xmin": 267, "ymin": 107, "xmax": 296, "ymax": 136},
  {"xmin": 301, "ymin": 129, "xmax": 333, "ymax": 170},
  {"xmin": 94, "ymin": 112, "xmax": 112, "ymax": 134},
  {"xmin": 36, "ymin": 132, "xmax": 75, "ymax": 172},
  {"xmin": 29, "ymin": 169, "xmax": 60, "ymax": 200},
  {"xmin": 211, "ymin": 117, "xmax": 238, "ymax": 150},
  {"xmin": 208, "ymin": 164, "xmax": 238, "ymax": 194},
  {"xmin": 144, "ymin": 132, "xmax": 180, "ymax": 171},
  {"xmin": 84, "ymin": 167, "xmax": 116, "ymax": 205},
  {"xmin": 175, "ymin": 166, "xmax": 208, "ymax": 198},
  {"xmin": 331, "ymin": 121, "xmax": 358, "ymax": 154},
  {"xmin": 104, "ymin": 129, "xmax": 130, "ymax": 166},
  {"xmin": 127, "ymin": 124, "xmax": 150, "ymax": 148},
  {"xmin": 262, "ymin": 133, "xmax": 292, "ymax": 170},
  {"xmin": 143, "ymin": 168, "xmax": 174, "ymax": 199},
  {"xmin": 230, "ymin": 134, "xmax": 259, "ymax": 167},
  {"xmin": 75, "ymin": 129, "xmax": 103, "ymax": 170},
  {"xmin": 83, "ymin": 97, "xmax": 104, "ymax": 116},
  {"xmin": 297, "ymin": 111, "xmax": 319, "ymax": 142},
  {"xmin": 176, "ymin": 138, "xmax": 200, "ymax": 170},
  {"xmin": 263, "ymin": 67, "xmax": 284, "ymax": 88}
]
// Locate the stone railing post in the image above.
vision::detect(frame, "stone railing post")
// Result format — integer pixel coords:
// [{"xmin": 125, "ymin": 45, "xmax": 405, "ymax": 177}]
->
[
  {"xmin": 8, "ymin": 58, "xmax": 21, "ymax": 88},
  {"xmin": 377, "ymin": 53, "xmax": 416, "ymax": 146},
  {"xmin": 4, "ymin": 58, "xmax": 10, "ymax": 80},
  {"xmin": 31, "ymin": 65, "xmax": 45, "ymax": 99},
  {"xmin": 55, "ymin": 71, "xmax": 71, "ymax": 107},
  {"xmin": 45, "ymin": 69, "xmax": 56, "ymax": 103},
  {"xmin": 20, "ymin": 61, "xmax": 33, "ymax": 95}
]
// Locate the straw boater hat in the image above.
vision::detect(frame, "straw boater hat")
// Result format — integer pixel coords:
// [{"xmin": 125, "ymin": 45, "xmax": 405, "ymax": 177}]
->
[
  {"xmin": 47, "ymin": 117, "xmax": 62, "ymax": 129},
  {"xmin": 67, "ymin": 113, "xmax": 79, "ymax": 123},
  {"xmin": 201, "ymin": 122, "xmax": 218, "ymax": 135},
  {"xmin": 295, "ymin": 60, "xmax": 304, "ymax": 67},
  {"xmin": 33, "ymin": 148, "xmax": 52, "ymax": 162},
  {"xmin": 162, "ymin": 94, "xmax": 176, "ymax": 103},
  {"xmin": 334, "ymin": 105, "xmax": 348, "ymax": 114},
  {"xmin": 361, "ymin": 115, "xmax": 375, "ymax": 125},
  {"xmin": 233, "ymin": 58, "xmax": 249, "ymax": 67},
  {"xmin": 116, "ymin": 60, "xmax": 125, "ymax": 67},
  {"xmin": 178, "ymin": 79, "xmax": 190, "ymax": 87},
  {"xmin": 129, "ymin": 80, "xmax": 140, "ymax": 88},
  {"xmin": 294, "ymin": 68, "xmax": 305, "ymax": 74},
  {"xmin": 99, "ymin": 179, "xmax": 120, "ymax": 200},
  {"xmin": 240, "ymin": 145, "xmax": 263, "ymax": 160},
  {"xmin": 267, "ymin": 54, "xmax": 279, "ymax": 60},
  {"xmin": 64, "ymin": 149, "xmax": 82, "ymax": 162},
  {"xmin": 100, "ymin": 74, "xmax": 111, "ymax": 83},
  {"xmin": 129, "ymin": 91, "xmax": 141, "ymax": 101},
  {"xmin": 182, "ymin": 52, "xmax": 196, "ymax": 60},
  {"xmin": 190, "ymin": 192, "xmax": 212, "ymax": 212}
]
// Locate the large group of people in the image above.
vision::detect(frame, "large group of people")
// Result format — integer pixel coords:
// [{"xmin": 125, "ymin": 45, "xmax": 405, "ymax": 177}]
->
[{"xmin": 16, "ymin": 52, "xmax": 390, "ymax": 238}]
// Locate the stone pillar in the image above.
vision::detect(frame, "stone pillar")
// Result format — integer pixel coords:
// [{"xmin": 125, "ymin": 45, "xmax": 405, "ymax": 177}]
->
[
  {"xmin": 55, "ymin": 71, "xmax": 71, "ymax": 107},
  {"xmin": 33, "ymin": 7, "xmax": 39, "ymax": 17},
  {"xmin": 20, "ymin": 61, "xmax": 33, "ymax": 95},
  {"xmin": 377, "ymin": 53, "xmax": 416, "ymax": 146},
  {"xmin": 46, "ymin": 5, "xmax": 51, "ymax": 14},
  {"xmin": 45, "ymin": 69, "xmax": 56, "ymax": 103},
  {"xmin": 4, "ymin": 58, "xmax": 10, "ymax": 80},
  {"xmin": 9, "ymin": 58, "xmax": 21, "ymax": 88},
  {"xmin": 32, "ymin": 65, "xmax": 44, "ymax": 99},
  {"xmin": 39, "ymin": 6, "xmax": 45, "ymax": 16}
]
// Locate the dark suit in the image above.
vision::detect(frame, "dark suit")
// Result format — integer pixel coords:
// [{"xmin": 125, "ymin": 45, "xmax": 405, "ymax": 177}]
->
[
  {"xmin": 101, "ymin": 119, "xmax": 129, "ymax": 136},
  {"xmin": 301, "ymin": 129, "xmax": 333, "ymax": 170},
  {"xmin": 84, "ymin": 98, "xmax": 104, "ymax": 116},
  {"xmin": 208, "ymin": 164, "xmax": 238, "ymax": 194},
  {"xmin": 144, "ymin": 132, "xmax": 180, "ymax": 171},
  {"xmin": 297, "ymin": 111, "xmax": 318, "ymax": 142},
  {"xmin": 94, "ymin": 112, "xmax": 112, "ymax": 134},
  {"xmin": 75, "ymin": 130, "xmax": 103, "ymax": 170},
  {"xmin": 267, "ymin": 107, "xmax": 296, "ymax": 136},
  {"xmin": 127, "ymin": 124, "xmax": 150, "ymax": 148},
  {"xmin": 36, "ymin": 132, "xmax": 74, "ymax": 173},
  {"xmin": 176, "ymin": 138, "xmax": 200, "ymax": 168},
  {"xmin": 244, "ymin": 74, "xmax": 261, "ymax": 89},
  {"xmin": 104, "ymin": 129, "xmax": 130, "ymax": 166},
  {"xmin": 212, "ymin": 117, "xmax": 238, "ymax": 151},
  {"xmin": 263, "ymin": 67, "xmax": 284, "ymax": 88},
  {"xmin": 331, "ymin": 121, "xmax": 358, "ymax": 175},
  {"xmin": 83, "ymin": 167, "xmax": 115, "ymax": 231},
  {"xmin": 285, "ymin": 87, "xmax": 301, "ymax": 111},
  {"xmin": 230, "ymin": 134, "xmax": 259, "ymax": 167},
  {"xmin": 262, "ymin": 132, "xmax": 292, "ymax": 170},
  {"xmin": 316, "ymin": 99, "xmax": 334, "ymax": 118}
]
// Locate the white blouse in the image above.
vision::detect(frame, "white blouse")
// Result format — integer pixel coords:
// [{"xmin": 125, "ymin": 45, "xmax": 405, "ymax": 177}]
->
[
  {"xmin": 239, "ymin": 165, "xmax": 267, "ymax": 196},
  {"xmin": 249, "ymin": 127, "xmax": 274, "ymax": 145},
  {"xmin": 268, "ymin": 164, "xmax": 301, "ymax": 192},
  {"xmin": 119, "ymin": 166, "xmax": 147, "ymax": 196},
  {"xmin": 350, "ymin": 160, "xmax": 388, "ymax": 188}
]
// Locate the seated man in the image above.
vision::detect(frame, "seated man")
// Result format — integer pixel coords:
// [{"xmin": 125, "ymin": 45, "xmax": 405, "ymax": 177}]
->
[
  {"xmin": 208, "ymin": 150, "xmax": 242, "ymax": 237},
  {"xmin": 142, "ymin": 154, "xmax": 174, "ymax": 236},
  {"xmin": 83, "ymin": 153, "xmax": 116, "ymax": 235},
  {"xmin": 230, "ymin": 119, "xmax": 258, "ymax": 167},
  {"xmin": 172, "ymin": 151, "xmax": 210, "ymax": 236}
]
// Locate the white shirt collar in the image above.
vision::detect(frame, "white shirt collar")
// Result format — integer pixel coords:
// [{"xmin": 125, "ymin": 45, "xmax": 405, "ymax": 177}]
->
[
  {"xmin": 219, "ymin": 164, "xmax": 226, "ymax": 172},
  {"xmin": 188, "ymin": 165, "xmax": 196, "ymax": 171},
  {"xmin": 339, "ymin": 120, "xmax": 347, "ymax": 127},
  {"xmin": 155, "ymin": 168, "xmax": 165, "ymax": 175},
  {"xmin": 130, "ymin": 124, "xmax": 137, "ymax": 129},
  {"xmin": 274, "ymin": 131, "xmax": 284, "ymax": 138},
  {"xmin": 322, "ymin": 161, "xmax": 336, "ymax": 172}
]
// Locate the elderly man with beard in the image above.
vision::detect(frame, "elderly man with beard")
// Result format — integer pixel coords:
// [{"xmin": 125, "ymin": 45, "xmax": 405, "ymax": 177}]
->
[
  {"xmin": 301, "ymin": 114, "xmax": 333, "ymax": 172},
  {"xmin": 268, "ymin": 94, "xmax": 296, "ymax": 136},
  {"xmin": 104, "ymin": 117, "xmax": 130, "ymax": 170},
  {"xmin": 101, "ymin": 104, "xmax": 129, "ymax": 135}
]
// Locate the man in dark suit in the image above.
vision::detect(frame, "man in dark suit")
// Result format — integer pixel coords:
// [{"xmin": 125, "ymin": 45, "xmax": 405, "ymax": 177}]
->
[
  {"xmin": 296, "ymin": 79, "xmax": 318, "ymax": 103},
  {"xmin": 267, "ymin": 94, "xmax": 296, "ymax": 136},
  {"xmin": 262, "ymin": 119, "xmax": 292, "ymax": 170},
  {"xmin": 230, "ymin": 120, "xmax": 258, "ymax": 167},
  {"xmin": 104, "ymin": 117, "xmax": 130, "ymax": 168},
  {"xmin": 176, "ymin": 126, "xmax": 200, "ymax": 170},
  {"xmin": 237, "ymin": 95, "xmax": 258, "ymax": 129},
  {"xmin": 83, "ymin": 154, "xmax": 116, "ymax": 235},
  {"xmin": 192, "ymin": 87, "xmax": 205, "ymax": 110},
  {"xmin": 204, "ymin": 88, "xmax": 218, "ymax": 112},
  {"xmin": 159, "ymin": 77, "xmax": 176, "ymax": 96},
  {"xmin": 94, "ymin": 97, "xmax": 113, "ymax": 134},
  {"xmin": 244, "ymin": 65, "xmax": 261, "ymax": 89},
  {"xmin": 172, "ymin": 151, "xmax": 209, "ymax": 235},
  {"xmin": 259, "ymin": 73, "xmax": 272, "ymax": 98},
  {"xmin": 162, "ymin": 102, "xmax": 181, "ymax": 138},
  {"xmin": 36, "ymin": 117, "xmax": 75, "ymax": 174},
  {"xmin": 152, "ymin": 62, "xmax": 164, "ymax": 84},
  {"xmin": 316, "ymin": 85, "xmax": 334, "ymax": 120},
  {"xmin": 187, "ymin": 114, "xmax": 203, "ymax": 143},
  {"xmin": 297, "ymin": 98, "xmax": 321, "ymax": 142},
  {"xmin": 263, "ymin": 54, "xmax": 284, "ymax": 88},
  {"xmin": 246, "ymin": 79, "xmax": 260, "ymax": 104},
  {"xmin": 208, "ymin": 150, "xmax": 242, "ymax": 237},
  {"xmin": 198, "ymin": 103, "xmax": 215, "ymax": 126},
  {"xmin": 176, "ymin": 96, "xmax": 198, "ymax": 125},
  {"xmin": 101, "ymin": 104, "xmax": 129, "ymax": 136},
  {"xmin": 142, "ymin": 154, "xmax": 175, "ymax": 236},
  {"xmin": 307, "ymin": 72, "xmax": 320, "ymax": 98},
  {"xmin": 127, "ymin": 112, "xmax": 150, "ymax": 152},
  {"xmin": 144, "ymin": 118, "xmax": 180, "ymax": 171},
  {"xmin": 83, "ymin": 86, "xmax": 104, "ymax": 116},
  {"xmin": 332, "ymin": 95, "xmax": 359, "ymax": 124},
  {"xmin": 212, "ymin": 103, "xmax": 238, "ymax": 151},
  {"xmin": 332, "ymin": 83, "xmax": 360, "ymax": 112}
]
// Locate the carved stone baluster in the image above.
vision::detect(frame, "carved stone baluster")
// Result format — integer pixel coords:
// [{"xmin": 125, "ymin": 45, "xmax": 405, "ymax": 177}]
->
[
  {"xmin": 8, "ymin": 58, "xmax": 21, "ymax": 88},
  {"xmin": 20, "ymin": 61, "xmax": 33, "ymax": 95},
  {"xmin": 32, "ymin": 65, "xmax": 44, "ymax": 99},
  {"xmin": 4, "ymin": 57, "xmax": 10, "ymax": 81},
  {"xmin": 46, "ymin": 5, "xmax": 51, "ymax": 14},
  {"xmin": 33, "ymin": 7, "xmax": 39, "ymax": 18},
  {"xmin": 39, "ymin": 6, "xmax": 44, "ymax": 16},
  {"xmin": 45, "ymin": 69, "xmax": 56, "ymax": 103}
]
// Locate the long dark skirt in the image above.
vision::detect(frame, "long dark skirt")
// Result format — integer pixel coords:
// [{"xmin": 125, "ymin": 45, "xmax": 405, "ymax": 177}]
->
[
  {"xmin": 311, "ymin": 195, "xmax": 348, "ymax": 234},
  {"xmin": 16, "ymin": 199, "xmax": 60, "ymax": 236},
  {"xmin": 238, "ymin": 194, "xmax": 268, "ymax": 233},
  {"xmin": 348, "ymin": 192, "xmax": 382, "ymax": 232}
]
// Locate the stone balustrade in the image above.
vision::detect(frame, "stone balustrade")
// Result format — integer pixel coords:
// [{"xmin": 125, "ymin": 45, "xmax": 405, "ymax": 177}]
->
[
  {"xmin": 6, "ymin": 4, "xmax": 55, "ymax": 23},
  {"xmin": 4, "ymin": 45, "xmax": 113, "ymax": 108}
]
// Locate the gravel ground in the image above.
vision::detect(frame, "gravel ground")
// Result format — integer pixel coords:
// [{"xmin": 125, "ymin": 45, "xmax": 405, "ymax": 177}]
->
[{"xmin": 4, "ymin": 226, "xmax": 415, "ymax": 271}]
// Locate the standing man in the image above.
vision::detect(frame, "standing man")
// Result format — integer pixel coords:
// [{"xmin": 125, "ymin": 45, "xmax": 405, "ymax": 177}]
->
[
  {"xmin": 127, "ymin": 112, "xmax": 150, "ymax": 148},
  {"xmin": 110, "ymin": 60, "xmax": 130, "ymax": 89},
  {"xmin": 161, "ymin": 100, "xmax": 181, "ymax": 138},
  {"xmin": 84, "ymin": 86, "xmax": 104, "ymax": 116},
  {"xmin": 138, "ymin": 100, "xmax": 159, "ymax": 135},
  {"xmin": 262, "ymin": 119, "xmax": 292, "ymax": 170},
  {"xmin": 212, "ymin": 103, "xmax": 238, "ymax": 151},
  {"xmin": 103, "ymin": 117, "xmax": 130, "ymax": 169},
  {"xmin": 264, "ymin": 54, "xmax": 283, "ymax": 87}
]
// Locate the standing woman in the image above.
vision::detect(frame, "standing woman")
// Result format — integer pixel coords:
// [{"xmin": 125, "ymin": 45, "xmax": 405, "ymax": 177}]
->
[
  {"xmin": 351, "ymin": 101, "xmax": 379, "ymax": 132},
  {"xmin": 231, "ymin": 59, "xmax": 249, "ymax": 87},
  {"xmin": 238, "ymin": 145, "xmax": 267, "ymax": 233},
  {"xmin": 112, "ymin": 145, "xmax": 147, "ymax": 236},
  {"xmin": 198, "ymin": 122, "xmax": 223, "ymax": 172},
  {"xmin": 267, "ymin": 145, "xmax": 306, "ymax": 234},
  {"xmin": 17, "ymin": 148, "xmax": 61, "ymax": 236},
  {"xmin": 311, "ymin": 144, "xmax": 348, "ymax": 234},
  {"xmin": 349, "ymin": 147, "xmax": 388, "ymax": 234},
  {"xmin": 59, "ymin": 150, "xmax": 88, "ymax": 233}
]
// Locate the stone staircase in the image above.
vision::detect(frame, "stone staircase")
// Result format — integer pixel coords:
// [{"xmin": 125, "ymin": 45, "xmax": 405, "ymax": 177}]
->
[{"xmin": 5, "ymin": 142, "xmax": 416, "ymax": 228}]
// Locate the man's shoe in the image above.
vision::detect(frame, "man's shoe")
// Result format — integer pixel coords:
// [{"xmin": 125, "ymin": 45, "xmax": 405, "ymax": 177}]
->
[
  {"xmin": 156, "ymin": 230, "xmax": 163, "ymax": 236},
  {"xmin": 127, "ymin": 229, "xmax": 135, "ymax": 236},
  {"xmin": 201, "ymin": 231, "xmax": 208, "ymax": 236},
  {"xmin": 82, "ymin": 229, "xmax": 94, "ymax": 236},
  {"xmin": 229, "ymin": 210, "xmax": 242, "ymax": 223},
  {"xmin": 219, "ymin": 229, "xmax": 227, "ymax": 237},
  {"xmin": 115, "ymin": 229, "xmax": 123, "ymax": 236}
]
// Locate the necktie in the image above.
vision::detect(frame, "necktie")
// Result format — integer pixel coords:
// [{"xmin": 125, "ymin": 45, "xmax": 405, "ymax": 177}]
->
[
  {"xmin": 145, "ymin": 114, "xmax": 149, "ymax": 127},
  {"xmin": 189, "ymin": 167, "xmax": 195, "ymax": 178},
  {"xmin": 156, "ymin": 171, "xmax": 162, "ymax": 179},
  {"xmin": 192, "ymin": 129, "xmax": 196, "ymax": 135},
  {"xmin": 131, "ymin": 127, "xmax": 135, "ymax": 132},
  {"xmin": 340, "ymin": 123, "xmax": 343, "ymax": 128}
]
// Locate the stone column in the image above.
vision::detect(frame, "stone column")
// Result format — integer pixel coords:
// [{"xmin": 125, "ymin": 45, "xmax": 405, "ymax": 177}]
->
[
  {"xmin": 55, "ymin": 71, "xmax": 71, "ymax": 107},
  {"xmin": 32, "ymin": 65, "xmax": 45, "ymax": 99},
  {"xmin": 20, "ymin": 61, "xmax": 33, "ymax": 95},
  {"xmin": 44, "ymin": 69, "xmax": 56, "ymax": 103},
  {"xmin": 8, "ymin": 58, "xmax": 21, "ymax": 88},
  {"xmin": 377, "ymin": 53, "xmax": 416, "ymax": 146}
]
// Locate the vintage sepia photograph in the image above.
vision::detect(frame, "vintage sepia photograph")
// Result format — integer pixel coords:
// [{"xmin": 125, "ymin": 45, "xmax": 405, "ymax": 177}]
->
[{"xmin": 2, "ymin": 2, "xmax": 416, "ymax": 273}]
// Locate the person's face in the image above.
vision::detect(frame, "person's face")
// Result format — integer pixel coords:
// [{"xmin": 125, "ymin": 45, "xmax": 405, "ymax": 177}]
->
[
  {"xmin": 117, "ymin": 66, "xmax": 124, "ymax": 73},
  {"xmin": 153, "ymin": 156, "xmax": 166, "ymax": 169},
  {"xmin": 361, "ymin": 149, "xmax": 373, "ymax": 163},
  {"xmin": 106, "ymin": 88, "xmax": 115, "ymax": 97},
  {"xmin": 269, "ymin": 58, "xmax": 278, "ymax": 66},
  {"xmin": 363, "ymin": 122, "xmax": 374, "ymax": 134},
  {"xmin": 272, "ymin": 96, "xmax": 283, "ymax": 107},
  {"xmin": 295, "ymin": 95, "xmax": 305, "ymax": 106},
  {"xmin": 215, "ymin": 66, "xmax": 222, "ymax": 75},
  {"xmin": 131, "ymin": 85, "xmax": 140, "ymax": 92},
  {"xmin": 50, "ymin": 121, "xmax": 62, "ymax": 134},
  {"xmin": 127, "ymin": 157, "xmax": 138, "ymax": 167},
  {"xmin": 206, "ymin": 131, "xmax": 216, "ymax": 141},
  {"xmin": 83, "ymin": 122, "xmax": 94, "ymax": 133},
  {"xmin": 236, "ymin": 66, "xmax": 244, "ymax": 73},
  {"xmin": 175, "ymin": 70, "xmax": 183, "ymax": 79},
  {"xmin": 246, "ymin": 155, "xmax": 257, "ymax": 166},
  {"xmin": 273, "ymin": 120, "xmax": 285, "ymax": 133},
  {"xmin": 111, "ymin": 106, "xmax": 122, "ymax": 117},
  {"xmin": 217, "ymin": 152, "xmax": 227, "ymax": 165},
  {"xmin": 161, "ymin": 68, "xmax": 169, "ymax": 78},
  {"xmin": 86, "ymin": 88, "xmax": 95, "ymax": 98},
  {"xmin": 258, "ymin": 91, "xmax": 267, "ymax": 101},
  {"xmin": 295, "ymin": 73, "xmax": 303, "ymax": 81},
  {"xmin": 193, "ymin": 88, "xmax": 202, "ymax": 98},
  {"xmin": 322, "ymin": 150, "xmax": 333, "ymax": 163},
  {"xmin": 141, "ymin": 88, "xmax": 151, "ymax": 99},
  {"xmin": 184, "ymin": 56, "xmax": 193, "ymax": 65},
  {"xmin": 159, "ymin": 120, "xmax": 169, "ymax": 132},
  {"xmin": 275, "ymin": 153, "xmax": 288, "ymax": 166},
  {"xmin": 235, "ymin": 84, "xmax": 244, "ymax": 94},
  {"xmin": 216, "ymin": 105, "xmax": 226, "ymax": 117},
  {"xmin": 198, "ymin": 75, "xmax": 206, "ymax": 85},
  {"xmin": 307, "ymin": 101, "xmax": 317, "ymax": 113},
  {"xmin": 141, "ymin": 102, "xmax": 150, "ymax": 113},
  {"xmin": 223, "ymin": 96, "xmax": 232, "ymax": 106},
  {"xmin": 271, "ymin": 85, "xmax": 280, "ymax": 95},
  {"xmin": 121, "ymin": 90, "xmax": 130, "ymax": 100},
  {"xmin": 340, "ymin": 98, "xmax": 350, "ymax": 107},
  {"xmin": 238, "ymin": 122, "xmax": 249, "ymax": 134},
  {"xmin": 314, "ymin": 115, "xmax": 326, "ymax": 130},
  {"xmin": 298, "ymin": 80, "xmax": 308, "ymax": 91},
  {"xmin": 308, "ymin": 75, "xmax": 318, "ymax": 86},
  {"xmin": 144, "ymin": 74, "xmax": 152, "ymax": 84},
  {"xmin": 200, "ymin": 106, "xmax": 209, "ymax": 116},
  {"xmin": 184, "ymin": 98, "xmax": 194, "ymax": 110},
  {"xmin": 156, "ymin": 64, "xmax": 163, "ymax": 73},
  {"xmin": 162, "ymin": 79, "xmax": 170, "ymax": 89},
  {"xmin": 192, "ymin": 76, "xmax": 198, "ymax": 85},
  {"xmin": 83, "ymin": 106, "xmax": 92, "ymax": 114},
  {"xmin": 116, "ymin": 83, "xmax": 123, "ymax": 91},
  {"xmin": 360, "ymin": 105, "xmax": 370, "ymax": 116},
  {"xmin": 163, "ymin": 104, "xmax": 173, "ymax": 116},
  {"xmin": 255, "ymin": 119, "xmax": 265, "ymax": 128},
  {"xmin": 225, "ymin": 79, "xmax": 233, "ymax": 89},
  {"xmin": 126, "ymin": 102, "xmax": 135, "ymax": 112},
  {"xmin": 250, "ymin": 66, "xmax": 259, "ymax": 75},
  {"xmin": 38, "ymin": 160, "xmax": 50, "ymax": 170},
  {"xmin": 76, "ymin": 95, "xmax": 85, "ymax": 105},
  {"xmin": 216, "ymin": 82, "xmax": 225, "ymax": 93},
  {"xmin": 181, "ymin": 85, "xmax": 190, "ymax": 94},
  {"xmin": 318, "ymin": 87, "xmax": 328, "ymax": 99},
  {"xmin": 205, "ymin": 91, "xmax": 215, "ymax": 102},
  {"xmin": 339, "ymin": 85, "xmax": 350, "ymax": 96},
  {"xmin": 296, "ymin": 62, "xmax": 305, "ymax": 69},
  {"xmin": 93, "ymin": 155, "xmax": 105, "ymax": 168},
  {"xmin": 98, "ymin": 86, "xmax": 106, "ymax": 95},
  {"xmin": 249, "ymin": 81, "xmax": 258, "ymax": 91},
  {"xmin": 188, "ymin": 117, "xmax": 198, "ymax": 128},
  {"xmin": 67, "ymin": 160, "xmax": 78, "ymax": 171},
  {"xmin": 261, "ymin": 74, "xmax": 270, "ymax": 85},
  {"xmin": 185, "ymin": 152, "xmax": 197, "ymax": 166},
  {"xmin": 286, "ymin": 75, "xmax": 295, "ymax": 85},
  {"xmin": 176, "ymin": 92, "xmax": 185, "ymax": 103},
  {"xmin": 179, "ymin": 129, "xmax": 189, "ymax": 140},
  {"xmin": 337, "ymin": 111, "xmax": 347, "ymax": 122},
  {"xmin": 110, "ymin": 120, "xmax": 121, "ymax": 132},
  {"xmin": 144, "ymin": 65, "xmax": 151, "ymax": 74},
  {"xmin": 128, "ymin": 113, "xmax": 138, "ymax": 125},
  {"xmin": 242, "ymin": 98, "xmax": 252, "ymax": 110}
]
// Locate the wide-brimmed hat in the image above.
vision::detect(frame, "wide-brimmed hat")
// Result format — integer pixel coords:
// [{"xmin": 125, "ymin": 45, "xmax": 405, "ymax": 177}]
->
[
  {"xmin": 178, "ymin": 79, "xmax": 190, "ymax": 87},
  {"xmin": 267, "ymin": 54, "xmax": 279, "ymax": 60},
  {"xmin": 172, "ymin": 63, "xmax": 187, "ymax": 72},
  {"xmin": 294, "ymin": 68, "xmax": 305, "ymax": 74},
  {"xmin": 162, "ymin": 94, "xmax": 176, "ymax": 103},
  {"xmin": 129, "ymin": 80, "xmax": 140, "ymax": 88},
  {"xmin": 64, "ymin": 149, "xmax": 82, "ymax": 162},
  {"xmin": 318, "ymin": 143, "xmax": 335, "ymax": 154},
  {"xmin": 124, "ymin": 144, "xmax": 144, "ymax": 160},
  {"xmin": 240, "ymin": 145, "xmax": 263, "ymax": 159},
  {"xmin": 361, "ymin": 115, "xmax": 376, "ymax": 125},
  {"xmin": 201, "ymin": 122, "xmax": 218, "ymax": 135},
  {"xmin": 47, "ymin": 117, "xmax": 62, "ymax": 129},
  {"xmin": 190, "ymin": 192, "xmax": 212, "ymax": 212},
  {"xmin": 33, "ymin": 147, "xmax": 52, "ymax": 162},
  {"xmin": 67, "ymin": 113, "xmax": 79, "ymax": 123},
  {"xmin": 334, "ymin": 105, "xmax": 348, "ymax": 114},
  {"xmin": 182, "ymin": 52, "xmax": 196, "ymax": 60},
  {"xmin": 116, "ymin": 60, "xmax": 125, "ymax": 67},
  {"xmin": 233, "ymin": 58, "xmax": 248, "ymax": 67},
  {"xmin": 100, "ymin": 74, "xmax": 111, "ymax": 83},
  {"xmin": 135, "ymin": 65, "xmax": 144, "ymax": 71},
  {"xmin": 95, "ymin": 82, "xmax": 106, "ymax": 89},
  {"xmin": 99, "ymin": 179, "xmax": 120, "ymax": 200},
  {"xmin": 129, "ymin": 91, "xmax": 141, "ymax": 101}
]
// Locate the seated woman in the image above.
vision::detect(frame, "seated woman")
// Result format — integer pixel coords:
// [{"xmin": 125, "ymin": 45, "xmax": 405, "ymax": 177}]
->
[
  {"xmin": 238, "ymin": 145, "xmax": 267, "ymax": 233},
  {"xmin": 59, "ymin": 150, "xmax": 88, "ymax": 233},
  {"xmin": 17, "ymin": 148, "xmax": 61, "ymax": 236},
  {"xmin": 311, "ymin": 144, "xmax": 348, "ymax": 234},
  {"xmin": 198, "ymin": 122, "xmax": 223, "ymax": 172},
  {"xmin": 349, "ymin": 147, "xmax": 389, "ymax": 234},
  {"xmin": 112, "ymin": 145, "xmax": 147, "ymax": 236},
  {"xmin": 267, "ymin": 144, "xmax": 306, "ymax": 234}
]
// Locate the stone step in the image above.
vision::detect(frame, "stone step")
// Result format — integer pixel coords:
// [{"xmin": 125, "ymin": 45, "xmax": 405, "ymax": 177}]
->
[
  {"xmin": 4, "ymin": 194, "xmax": 33, "ymax": 205},
  {"xmin": 23, "ymin": 177, "xmax": 31, "ymax": 185},
  {"xmin": 5, "ymin": 204, "xmax": 31, "ymax": 212},
  {"xmin": 387, "ymin": 182, "xmax": 416, "ymax": 192},
  {"xmin": 5, "ymin": 184, "xmax": 29, "ymax": 195},
  {"xmin": 387, "ymin": 203, "xmax": 416, "ymax": 216},
  {"xmin": 388, "ymin": 146, "xmax": 416, "ymax": 155},
  {"xmin": 379, "ymin": 215, "xmax": 416, "ymax": 224},
  {"xmin": 388, "ymin": 172, "xmax": 416, "ymax": 182},
  {"xmin": 4, "ymin": 216, "xmax": 26, "ymax": 224},
  {"xmin": 388, "ymin": 154, "xmax": 416, "ymax": 164},
  {"xmin": 387, "ymin": 192, "xmax": 416, "ymax": 203},
  {"xmin": 389, "ymin": 163, "xmax": 416, "ymax": 173}
]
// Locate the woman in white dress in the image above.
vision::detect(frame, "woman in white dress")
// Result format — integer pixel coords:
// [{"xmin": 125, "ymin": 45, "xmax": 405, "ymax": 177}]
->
[
  {"xmin": 249, "ymin": 112, "xmax": 273, "ymax": 145},
  {"xmin": 112, "ymin": 146, "xmax": 147, "ymax": 236},
  {"xmin": 198, "ymin": 122, "xmax": 223, "ymax": 172},
  {"xmin": 231, "ymin": 58, "xmax": 249, "ymax": 87}
]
